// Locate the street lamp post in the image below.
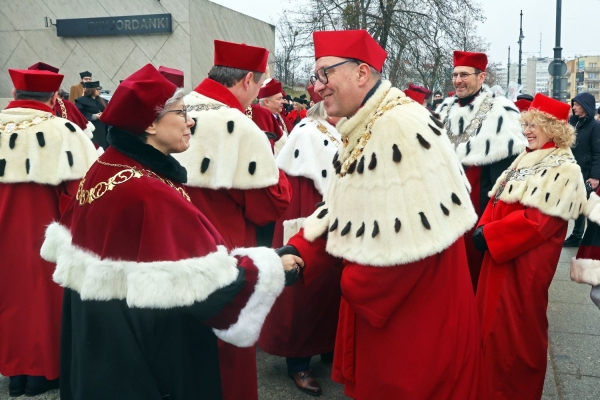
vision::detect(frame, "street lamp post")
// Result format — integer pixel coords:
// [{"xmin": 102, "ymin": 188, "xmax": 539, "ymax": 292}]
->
[
  {"xmin": 552, "ymin": 0, "xmax": 563, "ymax": 100},
  {"xmin": 507, "ymin": 46, "xmax": 511, "ymax": 89},
  {"xmin": 518, "ymin": 10, "xmax": 524, "ymax": 85}
]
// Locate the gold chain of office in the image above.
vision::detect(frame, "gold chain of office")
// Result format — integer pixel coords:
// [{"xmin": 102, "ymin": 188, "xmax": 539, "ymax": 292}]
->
[{"xmin": 76, "ymin": 160, "xmax": 191, "ymax": 205}]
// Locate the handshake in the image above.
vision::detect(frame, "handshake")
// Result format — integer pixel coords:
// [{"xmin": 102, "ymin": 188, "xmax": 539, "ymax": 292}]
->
[{"xmin": 277, "ymin": 245, "xmax": 305, "ymax": 286}]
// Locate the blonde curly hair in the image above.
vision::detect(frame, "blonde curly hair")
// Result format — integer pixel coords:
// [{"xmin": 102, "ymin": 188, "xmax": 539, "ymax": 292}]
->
[{"xmin": 521, "ymin": 109, "xmax": 575, "ymax": 149}]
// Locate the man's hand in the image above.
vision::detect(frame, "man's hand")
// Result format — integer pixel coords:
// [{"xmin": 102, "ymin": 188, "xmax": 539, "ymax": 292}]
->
[
  {"xmin": 281, "ymin": 254, "xmax": 304, "ymax": 271},
  {"xmin": 587, "ymin": 178, "xmax": 599, "ymax": 190}
]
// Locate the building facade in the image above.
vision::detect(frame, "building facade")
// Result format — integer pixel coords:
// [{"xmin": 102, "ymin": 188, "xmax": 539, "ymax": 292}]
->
[
  {"xmin": 0, "ymin": 0, "xmax": 275, "ymax": 104},
  {"xmin": 566, "ymin": 56, "xmax": 600, "ymax": 102},
  {"xmin": 525, "ymin": 57, "xmax": 551, "ymax": 96}
]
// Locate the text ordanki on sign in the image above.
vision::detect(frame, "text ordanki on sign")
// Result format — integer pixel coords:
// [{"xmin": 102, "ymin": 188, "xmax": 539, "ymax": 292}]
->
[{"xmin": 56, "ymin": 14, "xmax": 172, "ymax": 37}]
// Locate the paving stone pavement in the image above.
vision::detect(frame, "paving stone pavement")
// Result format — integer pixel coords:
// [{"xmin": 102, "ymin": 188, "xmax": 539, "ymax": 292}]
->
[{"xmin": 1, "ymin": 231, "xmax": 598, "ymax": 399}]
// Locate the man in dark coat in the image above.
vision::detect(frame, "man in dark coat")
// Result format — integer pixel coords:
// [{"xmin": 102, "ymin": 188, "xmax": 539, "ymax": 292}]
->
[{"xmin": 564, "ymin": 92, "xmax": 600, "ymax": 246}]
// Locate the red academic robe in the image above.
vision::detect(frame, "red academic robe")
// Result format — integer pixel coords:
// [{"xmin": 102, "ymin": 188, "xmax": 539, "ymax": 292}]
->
[
  {"xmin": 251, "ymin": 104, "xmax": 283, "ymax": 152},
  {"xmin": 287, "ymin": 230, "xmax": 483, "ymax": 400},
  {"xmin": 53, "ymin": 98, "xmax": 89, "ymax": 131},
  {"xmin": 476, "ymin": 199, "xmax": 567, "ymax": 400},
  {"xmin": 185, "ymin": 79, "xmax": 292, "ymax": 400},
  {"xmin": 286, "ymin": 109, "xmax": 307, "ymax": 127},
  {"xmin": 259, "ymin": 176, "xmax": 342, "ymax": 358}
]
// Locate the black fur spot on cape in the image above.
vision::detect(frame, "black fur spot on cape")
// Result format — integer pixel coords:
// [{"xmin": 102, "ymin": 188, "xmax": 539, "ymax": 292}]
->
[
  {"xmin": 0, "ymin": 159, "xmax": 5, "ymax": 176},
  {"xmin": 392, "ymin": 144, "xmax": 402, "ymax": 162},
  {"xmin": 333, "ymin": 152, "xmax": 339, "ymax": 164},
  {"xmin": 25, "ymin": 158, "xmax": 30, "ymax": 174},
  {"xmin": 541, "ymin": 169, "xmax": 547, "ymax": 177},
  {"xmin": 556, "ymin": 199, "xmax": 561, "ymax": 206},
  {"xmin": 532, "ymin": 187, "xmax": 538, "ymax": 195},
  {"xmin": 329, "ymin": 218, "xmax": 338, "ymax": 232},
  {"xmin": 565, "ymin": 179, "xmax": 570, "ymax": 187},
  {"xmin": 476, "ymin": 124, "xmax": 483, "ymax": 135},
  {"xmin": 570, "ymin": 202, "xmax": 573, "ymax": 212},
  {"xmin": 357, "ymin": 156, "xmax": 365, "ymax": 174},
  {"xmin": 227, "ymin": 121, "xmax": 234, "ymax": 133},
  {"xmin": 190, "ymin": 118, "xmax": 198, "ymax": 135},
  {"xmin": 555, "ymin": 173, "xmax": 560, "ymax": 181},
  {"xmin": 341, "ymin": 221, "xmax": 352, "ymax": 236},
  {"xmin": 348, "ymin": 159, "xmax": 357, "ymax": 174},
  {"xmin": 485, "ymin": 139, "xmax": 490, "ymax": 156},
  {"xmin": 315, "ymin": 201, "xmax": 325, "ymax": 208},
  {"xmin": 334, "ymin": 161, "xmax": 342, "ymax": 175},
  {"xmin": 508, "ymin": 139, "xmax": 514, "ymax": 156},
  {"xmin": 419, "ymin": 212, "xmax": 431, "ymax": 230},
  {"xmin": 322, "ymin": 169, "xmax": 327, "ymax": 178},
  {"xmin": 496, "ymin": 116, "xmax": 504, "ymax": 133},
  {"xmin": 428, "ymin": 124, "xmax": 441, "ymax": 136},
  {"xmin": 451, "ymin": 193, "xmax": 461, "ymax": 205},
  {"xmin": 466, "ymin": 141, "xmax": 471, "ymax": 155},
  {"xmin": 441, "ymin": 203, "xmax": 449, "ymax": 216},
  {"xmin": 394, "ymin": 218, "xmax": 401, "ymax": 233},
  {"xmin": 430, "ymin": 114, "xmax": 444, "ymax": 129},
  {"xmin": 36, "ymin": 132, "xmax": 45, "ymax": 147},
  {"xmin": 294, "ymin": 149, "xmax": 299, "ymax": 158},
  {"xmin": 66, "ymin": 151, "xmax": 73, "ymax": 167},
  {"xmin": 201, "ymin": 157, "xmax": 210, "ymax": 173},
  {"xmin": 458, "ymin": 117, "xmax": 465, "ymax": 134},
  {"xmin": 372, "ymin": 221, "xmax": 379, "ymax": 238},
  {"xmin": 248, "ymin": 161, "xmax": 257, "ymax": 175},
  {"xmin": 368, "ymin": 153, "xmax": 377, "ymax": 170},
  {"xmin": 9, "ymin": 133, "xmax": 17, "ymax": 149},
  {"xmin": 317, "ymin": 208, "xmax": 328, "ymax": 219},
  {"xmin": 299, "ymin": 123, "xmax": 306, "ymax": 128},
  {"xmin": 65, "ymin": 122, "xmax": 76, "ymax": 132},
  {"xmin": 504, "ymin": 106, "xmax": 519, "ymax": 113},
  {"xmin": 416, "ymin": 134, "xmax": 431, "ymax": 149},
  {"xmin": 468, "ymin": 104, "xmax": 475, "ymax": 111},
  {"xmin": 356, "ymin": 223, "xmax": 365, "ymax": 237},
  {"xmin": 545, "ymin": 192, "xmax": 550, "ymax": 202},
  {"xmin": 324, "ymin": 139, "xmax": 329, "ymax": 146}
]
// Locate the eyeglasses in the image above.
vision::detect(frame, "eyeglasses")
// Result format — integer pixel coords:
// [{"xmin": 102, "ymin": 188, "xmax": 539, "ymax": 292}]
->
[
  {"xmin": 521, "ymin": 122, "xmax": 536, "ymax": 131},
  {"xmin": 451, "ymin": 72, "xmax": 479, "ymax": 81},
  {"xmin": 309, "ymin": 59, "xmax": 360, "ymax": 86},
  {"xmin": 164, "ymin": 108, "xmax": 188, "ymax": 120}
]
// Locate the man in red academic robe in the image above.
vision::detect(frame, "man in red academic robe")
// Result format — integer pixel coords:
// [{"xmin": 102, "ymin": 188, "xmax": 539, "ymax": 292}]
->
[
  {"xmin": 279, "ymin": 29, "xmax": 484, "ymax": 400},
  {"xmin": 173, "ymin": 40, "xmax": 291, "ymax": 400},
  {"xmin": 257, "ymin": 78, "xmax": 289, "ymax": 145},
  {"xmin": 436, "ymin": 51, "xmax": 527, "ymax": 293},
  {"xmin": 0, "ymin": 68, "xmax": 98, "ymax": 397}
]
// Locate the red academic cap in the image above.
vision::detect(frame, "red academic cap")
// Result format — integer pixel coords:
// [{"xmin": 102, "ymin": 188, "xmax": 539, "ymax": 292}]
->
[
  {"xmin": 528, "ymin": 93, "xmax": 570, "ymax": 122},
  {"xmin": 404, "ymin": 89, "xmax": 426, "ymax": 104},
  {"xmin": 313, "ymin": 30, "xmax": 388, "ymax": 72},
  {"xmin": 214, "ymin": 40, "xmax": 269, "ymax": 73},
  {"xmin": 101, "ymin": 64, "xmax": 177, "ymax": 135},
  {"xmin": 28, "ymin": 62, "xmax": 59, "ymax": 73},
  {"xmin": 307, "ymin": 85, "xmax": 323, "ymax": 103},
  {"xmin": 453, "ymin": 51, "xmax": 488, "ymax": 71},
  {"xmin": 158, "ymin": 66, "xmax": 184, "ymax": 88},
  {"xmin": 448, "ymin": 91, "xmax": 456, "ymax": 97},
  {"xmin": 9, "ymin": 69, "xmax": 63, "ymax": 92},
  {"xmin": 258, "ymin": 78, "xmax": 283, "ymax": 99},
  {"xmin": 514, "ymin": 99, "xmax": 532, "ymax": 113},
  {"xmin": 407, "ymin": 83, "xmax": 432, "ymax": 99}
]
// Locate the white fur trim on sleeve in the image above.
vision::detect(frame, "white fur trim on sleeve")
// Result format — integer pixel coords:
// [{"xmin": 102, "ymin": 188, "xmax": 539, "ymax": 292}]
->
[
  {"xmin": 41, "ymin": 222, "xmax": 240, "ymax": 309},
  {"xmin": 570, "ymin": 257, "xmax": 600, "ymax": 286},
  {"xmin": 585, "ymin": 192, "xmax": 600, "ymax": 224},
  {"xmin": 213, "ymin": 247, "xmax": 285, "ymax": 347}
]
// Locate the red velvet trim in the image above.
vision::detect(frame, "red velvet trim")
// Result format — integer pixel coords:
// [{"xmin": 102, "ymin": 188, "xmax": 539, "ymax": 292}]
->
[
  {"xmin": 5, "ymin": 100, "xmax": 54, "ymax": 113},
  {"xmin": 526, "ymin": 141, "xmax": 557, "ymax": 153},
  {"xmin": 194, "ymin": 78, "xmax": 244, "ymax": 113}
]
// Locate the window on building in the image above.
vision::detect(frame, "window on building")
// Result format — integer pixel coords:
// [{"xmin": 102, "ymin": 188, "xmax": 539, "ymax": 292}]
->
[
  {"xmin": 590, "ymin": 63, "xmax": 598, "ymax": 68},
  {"xmin": 589, "ymin": 73, "xmax": 597, "ymax": 78},
  {"xmin": 588, "ymin": 83, "xmax": 596, "ymax": 89}
]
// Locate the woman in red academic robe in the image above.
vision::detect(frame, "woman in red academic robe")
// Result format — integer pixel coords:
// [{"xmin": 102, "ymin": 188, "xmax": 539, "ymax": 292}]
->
[
  {"xmin": 474, "ymin": 93, "xmax": 587, "ymax": 400},
  {"xmin": 40, "ymin": 64, "xmax": 298, "ymax": 400},
  {"xmin": 258, "ymin": 102, "xmax": 342, "ymax": 396}
]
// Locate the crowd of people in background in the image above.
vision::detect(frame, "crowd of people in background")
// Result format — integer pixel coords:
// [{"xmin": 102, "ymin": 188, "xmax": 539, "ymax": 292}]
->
[{"xmin": 1, "ymin": 28, "xmax": 600, "ymax": 400}]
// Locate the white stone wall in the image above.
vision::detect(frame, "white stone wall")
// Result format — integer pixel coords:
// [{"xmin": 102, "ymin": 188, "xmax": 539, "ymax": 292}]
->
[{"xmin": 0, "ymin": 0, "xmax": 275, "ymax": 98}]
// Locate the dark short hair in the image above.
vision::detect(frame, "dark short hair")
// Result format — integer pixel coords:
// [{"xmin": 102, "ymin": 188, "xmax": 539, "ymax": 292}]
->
[
  {"xmin": 14, "ymin": 89, "xmax": 54, "ymax": 102},
  {"xmin": 208, "ymin": 65, "xmax": 263, "ymax": 88},
  {"xmin": 474, "ymin": 68, "xmax": 483, "ymax": 74}
]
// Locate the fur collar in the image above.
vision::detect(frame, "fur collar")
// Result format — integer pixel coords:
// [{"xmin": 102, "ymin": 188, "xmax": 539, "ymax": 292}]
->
[
  {"xmin": 302, "ymin": 82, "xmax": 477, "ymax": 267},
  {"xmin": 489, "ymin": 146, "xmax": 587, "ymax": 220},
  {"xmin": 436, "ymin": 86, "xmax": 527, "ymax": 166},
  {"xmin": 107, "ymin": 127, "xmax": 187, "ymax": 183}
]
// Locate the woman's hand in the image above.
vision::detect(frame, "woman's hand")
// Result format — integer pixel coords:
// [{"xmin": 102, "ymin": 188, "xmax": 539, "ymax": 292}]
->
[{"xmin": 281, "ymin": 254, "xmax": 304, "ymax": 271}]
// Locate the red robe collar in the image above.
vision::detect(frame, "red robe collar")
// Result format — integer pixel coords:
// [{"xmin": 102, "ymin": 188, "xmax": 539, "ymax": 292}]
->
[
  {"xmin": 194, "ymin": 78, "xmax": 244, "ymax": 113},
  {"xmin": 5, "ymin": 100, "xmax": 54, "ymax": 113},
  {"xmin": 526, "ymin": 141, "xmax": 557, "ymax": 153}
]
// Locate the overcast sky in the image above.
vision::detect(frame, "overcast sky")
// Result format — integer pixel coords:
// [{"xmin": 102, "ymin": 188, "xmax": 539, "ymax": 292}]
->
[{"xmin": 210, "ymin": 0, "xmax": 600, "ymax": 66}]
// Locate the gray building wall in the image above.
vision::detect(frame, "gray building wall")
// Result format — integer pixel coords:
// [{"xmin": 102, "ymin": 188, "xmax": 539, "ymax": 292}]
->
[{"xmin": 0, "ymin": 0, "xmax": 275, "ymax": 99}]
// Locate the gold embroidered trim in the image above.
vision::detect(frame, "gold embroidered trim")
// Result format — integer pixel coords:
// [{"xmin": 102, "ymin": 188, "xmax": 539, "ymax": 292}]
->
[
  {"xmin": 339, "ymin": 95, "xmax": 412, "ymax": 177},
  {"xmin": 187, "ymin": 103, "xmax": 227, "ymax": 113},
  {"xmin": 315, "ymin": 121, "xmax": 340, "ymax": 147},
  {"xmin": 245, "ymin": 106, "xmax": 253, "ymax": 119},
  {"xmin": 57, "ymin": 98, "xmax": 68, "ymax": 119},
  {"xmin": 76, "ymin": 160, "xmax": 191, "ymax": 205},
  {"xmin": 0, "ymin": 114, "xmax": 55, "ymax": 134}
]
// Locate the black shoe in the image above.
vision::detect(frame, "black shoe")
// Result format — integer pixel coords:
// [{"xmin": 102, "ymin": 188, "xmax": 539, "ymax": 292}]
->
[
  {"xmin": 24, "ymin": 376, "xmax": 59, "ymax": 397},
  {"xmin": 8, "ymin": 375, "xmax": 26, "ymax": 397},
  {"xmin": 563, "ymin": 235, "xmax": 582, "ymax": 247},
  {"xmin": 320, "ymin": 352, "xmax": 333, "ymax": 364}
]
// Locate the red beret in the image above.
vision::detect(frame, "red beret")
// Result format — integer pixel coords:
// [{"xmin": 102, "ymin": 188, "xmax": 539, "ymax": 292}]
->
[
  {"xmin": 28, "ymin": 62, "xmax": 59, "ymax": 73},
  {"xmin": 528, "ymin": 93, "xmax": 570, "ymax": 122},
  {"xmin": 403, "ymin": 89, "xmax": 426, "ymax": 104},
  {"xmin": 313, "ymin": 30, "xmax": 388, "ymax": 72},
  {"xmin": 258, "ymin": 79, "xmax": 282, "ymax": 99},
  {"xmin": 214, "ymin": 40, "xmax": 269, "ymax": 73},
  {"xmin": 9, "ymin": 69, "xmax": 63, "ymax": 92},
  {"xmin": 158, "ymin": 66, "xmax": 184, "ymax": 88},
  {"xmin": 514, "ymin": 99, "xmax": 532, "ymax": 113},
  {"xmin": 100, "ymin": 64, "xmax": 177, "ymax": 135},
  {"xmin": 307, "ymin": 85, "xmax": 322, "ymax": 103},
  {"xmin": 448, "ymin": 91, "xmax": 456, "ymax": 97},
  {"xmin": 453, "ymin": 51, "xmax": 488, "ymax": 71},
  {"xmin": 407, "ymin": 83, "xmax": 432, "ymax": 99}
]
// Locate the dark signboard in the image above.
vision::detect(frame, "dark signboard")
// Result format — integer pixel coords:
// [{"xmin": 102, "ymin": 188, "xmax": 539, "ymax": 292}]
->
[{"xmin": 56, "ymin": 14, "xmax": 172, "ymax": 37}]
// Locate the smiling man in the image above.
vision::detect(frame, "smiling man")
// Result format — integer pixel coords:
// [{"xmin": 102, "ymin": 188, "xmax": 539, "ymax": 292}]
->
[
  {"xmin": 279, "ymin": 29, "xmax": 484, "ymax": 400},
  {"xmin": 436, "ymin": 51, "xmax": 526, "ymax": 293}
]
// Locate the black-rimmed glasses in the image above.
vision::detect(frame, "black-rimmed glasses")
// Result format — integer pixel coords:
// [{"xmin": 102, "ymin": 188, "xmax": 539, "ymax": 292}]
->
[
  {"xmin": 164, "ymin": 108, "xmax": 188, "ymax": 120},
  {"xmin": 309, "ymin": 60, "xmax": 360, "ymax": 86}
]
